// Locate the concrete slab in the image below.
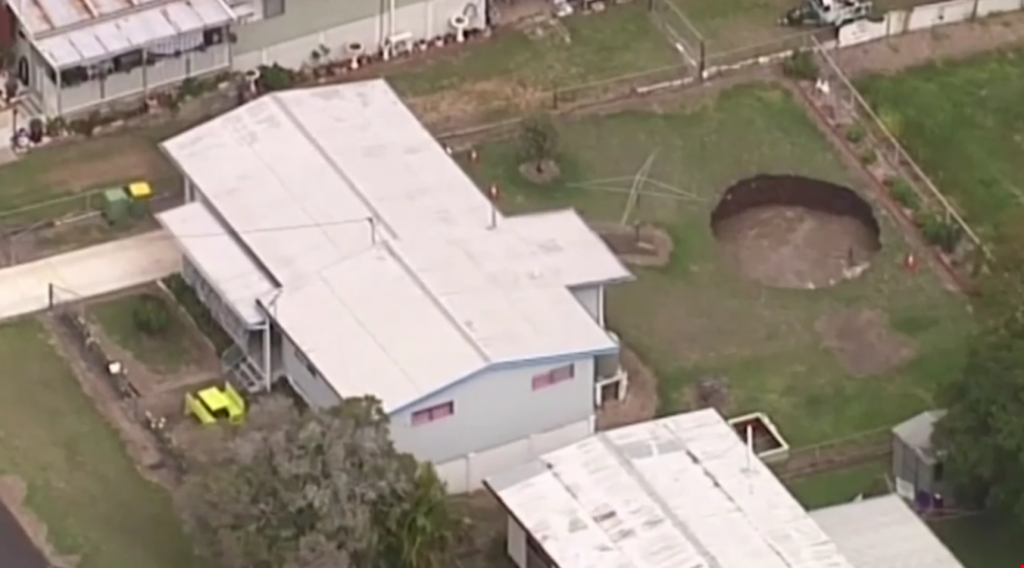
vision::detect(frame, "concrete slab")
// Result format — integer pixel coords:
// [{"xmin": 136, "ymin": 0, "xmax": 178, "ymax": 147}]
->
[{"xmin": 0, "ymin": 231, "xmax": 181, "ymax": 322}]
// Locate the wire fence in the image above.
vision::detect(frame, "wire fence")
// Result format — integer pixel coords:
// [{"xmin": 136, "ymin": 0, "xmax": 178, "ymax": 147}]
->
[
  {"xmin": 773, "ymin": 426, "xmax": 892, "ymax": 480},
  {"xmin": 649, "ymin": 0, "xmax": 706, "ymax": 71},
  {"xmin": 810, "ymin": 36, "xmax": 989, "ymax": 260},
  {"xmin": 47, "ymin": 284, "xmax": 187, "ymax": 480}
]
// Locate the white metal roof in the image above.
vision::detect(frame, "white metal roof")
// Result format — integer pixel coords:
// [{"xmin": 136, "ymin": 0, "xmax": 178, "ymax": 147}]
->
[
  {"xmin": 810, "ymin": 495, "xmax": 964, "ymax": 568},
  {"xmin": 487, "ymin": 409, "xmax": 857, "ymax": 568},
  {"xmin": 21, "ymin": 0, "xmax": 235, "ymax": 69},
  {"xmin": 157, "ymin": 202, "xmax": 274, "ymax": 326},
  {"xmin": 161, "ymin": 79, "xmax": 630, "ymax": 412}
]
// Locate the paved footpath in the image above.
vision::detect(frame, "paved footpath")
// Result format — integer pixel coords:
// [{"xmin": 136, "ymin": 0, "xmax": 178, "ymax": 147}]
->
[{"xmin": 0, "ymin": 231, "xmax": 180, "ymax": 322}]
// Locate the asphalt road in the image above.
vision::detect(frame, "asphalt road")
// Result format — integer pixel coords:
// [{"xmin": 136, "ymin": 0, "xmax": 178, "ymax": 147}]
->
[{"xmin": 0, "ymin": 500, "xmax": 48, "ymax": 568}]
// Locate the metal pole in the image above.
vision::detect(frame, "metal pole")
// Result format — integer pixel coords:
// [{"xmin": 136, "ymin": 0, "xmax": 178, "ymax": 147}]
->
[{"xmin": 262, "ymin": 320, "xmax": 271, "ymax": 392}]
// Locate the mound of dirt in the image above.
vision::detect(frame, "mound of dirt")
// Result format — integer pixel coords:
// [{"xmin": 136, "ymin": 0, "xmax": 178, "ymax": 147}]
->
[
  {"xmin": 816, "ymin": 309, "xmax": 917, "ymax": 377},
  {"xmin": 591, "ymin": 222, "xmax": 673, "ymax": 268},
  {"xmin": 712, "ymin": 175, "xmax": 881, "ymax": 290}
]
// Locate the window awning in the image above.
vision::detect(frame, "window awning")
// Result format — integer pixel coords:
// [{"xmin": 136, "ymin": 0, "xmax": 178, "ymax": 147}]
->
[{"xmin": 35, "ymin": 0, "xmax": 236, "ymax": 70}]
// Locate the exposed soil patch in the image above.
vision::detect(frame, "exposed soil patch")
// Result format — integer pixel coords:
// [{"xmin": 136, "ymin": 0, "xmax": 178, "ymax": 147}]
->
[
  {"xmin": 591, "ymin": 222, "xmax": 673, "ymax": 267},
  {"xmin": 41, "ymin": 140, "xmax": 171, "ymax": 193},
  {"xmin": 518, "ymin": 159, "xmax": 561, "ymax": 183},
  {"xmin": 596, "ymin": 346, "xmax": 659, "ymax": 431},
  {"xmin": 0, "ymin": 476, "xmax": 79, "ymax": 568},
  {"xmin": 816, "ymin": 308, "xmax": 917, "ymax": 377},
  {"xmin": 712, "ymin": 175, "xmax": 881, "ymax": 289}
]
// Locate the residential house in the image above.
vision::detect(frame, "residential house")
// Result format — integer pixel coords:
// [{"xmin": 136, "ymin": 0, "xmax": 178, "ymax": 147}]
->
[
  {"xmin": 485, "ymin": 408, "xmax": 965, "ymax": 568},
  {"xmin": 1, "ymin": 0, "xmax": 234, "ymax": 116},
  {"xmin": 231, "ymin": 0, "xmax": 487, "ymax": 70},
  {"xmin": 155, "ymin": 78, "xmax": 632, "ymax": 493}
]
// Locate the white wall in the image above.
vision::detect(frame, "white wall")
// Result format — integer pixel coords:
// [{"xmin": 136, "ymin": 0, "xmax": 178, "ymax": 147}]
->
[
  {"xmin": 280, "ymin": 329, "xmax": 343, "ymax": 408},
  {"xmin": 506, "ymin": 516, "xmax": 527, "ymax": 568},
  {"xmin": 838, "ymin": 0, "xmax": 1024, "ymax": 47},
  {"xmin": 570, "ymin": 284, "xmax": 604, "ymax": 326},
  {"xmin": 434, "ymin": 416, "xmax": 594, "ymax": 493},
  {"xmin": 232, "ymin": 0, "xmax": 486, "ymax": 70}
]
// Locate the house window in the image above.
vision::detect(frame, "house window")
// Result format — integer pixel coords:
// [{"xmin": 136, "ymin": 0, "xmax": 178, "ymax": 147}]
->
[
  {"xmin": 411, "ymin": 401, "xmax": 454, "ymax": 426},
  {"xmin": 532, "ymin": 364, "xmax": 574, "ymax": 390},
  {"xmin": 263, "ymin": 0, "xmax": 285, "ymax": 18}
]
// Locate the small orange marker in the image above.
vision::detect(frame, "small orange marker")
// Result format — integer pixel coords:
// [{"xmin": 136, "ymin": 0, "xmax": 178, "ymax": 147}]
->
[{"xmin": 469, "ymin": 148, "xmax": 479, "ymax": 163}]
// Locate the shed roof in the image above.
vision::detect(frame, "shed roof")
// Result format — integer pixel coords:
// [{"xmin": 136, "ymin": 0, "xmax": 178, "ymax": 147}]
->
[
  {"xmin": 486, "ymin": 408, "xmax": 857, "ymax": 568},
  {"xmin": 13, "ymin": 0, "xmax": 235, "ymax": 68},
  {"xmin": 810, "ymin": 494, "xmax": 964, "ymax": 568},
  {"xmin": 893, "ymin": 409, "xmax": 946, "ymax": 463},
  {"xmin": 160, "ymin": 80, "xmax": 630, "ymax": 413}
]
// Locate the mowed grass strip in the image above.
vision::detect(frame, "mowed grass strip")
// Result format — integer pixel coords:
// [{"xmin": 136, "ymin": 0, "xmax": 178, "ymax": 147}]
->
[
  {"xmin": 858, "ymin": 47, "xmax": 1024, "ymax": 239},
  {"xmin": 0, "ymin": 319, "xmax": 197, "ymax": 568},
  {"xmin": 464, "ymin": 84, "xmax": 970, "ymax": 446}
]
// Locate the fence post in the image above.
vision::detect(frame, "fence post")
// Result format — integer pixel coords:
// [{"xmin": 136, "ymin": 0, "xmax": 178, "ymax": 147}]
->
[
  {"xmin": 698, "ymin": 40, "xmax": 706, "ymax": 81},
  {"xmin": 47, "ymin": 282, "xmax": 54, "ymax": 310}
]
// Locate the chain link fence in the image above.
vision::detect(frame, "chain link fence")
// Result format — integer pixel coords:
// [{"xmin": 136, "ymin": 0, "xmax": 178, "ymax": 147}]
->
[{"xmin": 773, "ymin": 426, "xmax": 892, "ymax": 480}]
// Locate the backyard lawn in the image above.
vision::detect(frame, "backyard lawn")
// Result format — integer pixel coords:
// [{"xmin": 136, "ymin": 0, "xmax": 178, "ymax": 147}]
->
[
  {"xmin": 0, "ymin": 319, "xmax": 196, "ymax": 568},
  {"xmin": 787, "ymin": 460, "xmax": 889, "ymax": 509},
  {"xmin": 89, "ymin": 292, "xmax": 200, "ymax": 374},
  {"xmin": 465, "ymin": 83, "xmax": 971, "ymax": 447},
  {"xmin": 391, "ymin": 3, "xmax": 681, "ymax": 98},
  {"xmin": 858, "ymin": 47, "xmax": 1024, "ymax": 241}
]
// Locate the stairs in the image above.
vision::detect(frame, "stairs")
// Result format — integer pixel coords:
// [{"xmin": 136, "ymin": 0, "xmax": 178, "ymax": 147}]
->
[{"xmin": 220, "ymin": 344, "xmax": 266, "ymax": 394}]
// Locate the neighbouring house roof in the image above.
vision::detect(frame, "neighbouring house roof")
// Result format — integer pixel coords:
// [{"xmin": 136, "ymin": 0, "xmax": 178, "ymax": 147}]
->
[
  {"xmin": 485, "ymin": 408, "xmax": 858, "ymax": 568},
  {"xmin": 893, "ymin": 409, "xmax": 946, "ymax": 464},
  {"xmin": 9, "ymin": 0, "xmax": 236, "ymax": 69},
  {"xmin": 157, "ymin": 202, "xmax": 274, "ymax": 326},
  {"xmin": 159, "ymin": 79, "xmax": 631, "ymax": 413},
  {"xmin": 810, "ymin": 494, "xmax": 964, "ymax": 568}
]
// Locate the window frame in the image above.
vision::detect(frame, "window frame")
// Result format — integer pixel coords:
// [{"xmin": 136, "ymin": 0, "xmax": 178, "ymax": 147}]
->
[
  {"xmin": 263, "ymin": 0, "xmax": 285, "ymax": 18},
  {"xmin": 531, "ymin": 364, "xmax": 575, "ymax": 390},
  {"xmin": 411, "ymin": 400, "xmax": 455, "ymax": 426}
]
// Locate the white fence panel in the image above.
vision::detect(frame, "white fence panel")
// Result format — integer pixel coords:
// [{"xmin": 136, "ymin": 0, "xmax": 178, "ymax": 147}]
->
[
  {"xmin": 434, "ymin": 417, "xmax": 594, "ymax": 494},
  {"xmin": 976, "ymin": 0, "xmax": 1024, "ymax": 17},
  {"xmin": 907, "ymin": 0, "xmax": 977, "ymax": 31}
]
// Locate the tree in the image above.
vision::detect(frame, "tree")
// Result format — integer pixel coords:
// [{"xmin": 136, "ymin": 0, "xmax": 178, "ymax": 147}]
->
[
  {"xmin": 175, "ymin": 395, "xmax": 464, "ymax": 568},
  {"xmin": 932, "ymin": 217, "xmax": 1024, "ymax": 518},
  {"xmin": 518, "ymin": 114, "xmax": 559, "ymax": 173}
]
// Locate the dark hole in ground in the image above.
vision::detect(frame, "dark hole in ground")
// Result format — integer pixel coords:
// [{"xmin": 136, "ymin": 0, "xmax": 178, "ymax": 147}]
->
[
  {"xmin": 711, "ymin": 174, "xmax": 882, "ymax": 290},
  {"xmin": 731, "ymin": 416, "xmax": 784, "ymax": 454}
]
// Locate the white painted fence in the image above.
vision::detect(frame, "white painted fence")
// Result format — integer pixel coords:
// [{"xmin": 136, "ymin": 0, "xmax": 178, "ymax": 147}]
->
[
  {"xmin": 434, "ymin": 416, "xmax": 594, "ymax": 494},
  {"xmin": 839, "ymin": 0, "xmax": 1024, "ymax": 47}
]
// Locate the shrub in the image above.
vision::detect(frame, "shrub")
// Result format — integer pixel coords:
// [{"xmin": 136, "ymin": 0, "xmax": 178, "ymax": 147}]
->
[
  {"xmin": 518, "ymin": 114, "xmax": 559, "ymax": 173},
  {"xmin": 845, "ymin": 122, "xmax": 867, "ymax": 144},
  {"xmin": 917, "ymin": 213, "xmax": 963, "ymax": 253},
  {"xmin": 132, "ymin": 294, "xmax": 172, "ymax": 336},
  {"xmin": 257, "ymin": 64, "xmax": 295, "ymax": 92},
  {"xmin": 860, "ymin": 148, "xmax": 877, "ymax": 166},
  {"xmin": 781, "ymin": 50, "xmax": 818, "ymax": 81},
  {"xmin": 888, "ymin": 179, "xmax": 920, "ymax": 210}
]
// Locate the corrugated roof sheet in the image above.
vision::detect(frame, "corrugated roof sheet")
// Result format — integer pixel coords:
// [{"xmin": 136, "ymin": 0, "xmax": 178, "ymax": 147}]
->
[
  {"xmin": 160, "ymin": 79, "xmax": 631, "ymax": 412},
  {"xmin": 487, "ymin": 409, "xmax": 858, "ymax": 568},
  {"xmin": 23, "ymin": 0, "xmax": 235, "ymax": 68},
  {"xmin": 810, "ymin": 494, "xmax": 964, "ymax": 568}
]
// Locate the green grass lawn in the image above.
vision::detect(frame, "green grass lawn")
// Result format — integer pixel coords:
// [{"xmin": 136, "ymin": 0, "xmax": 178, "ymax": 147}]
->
[
  {"xmin": 89, "ymin": 293, "xmax": 199, "ymax": 375},
  {"xmin": 466, "ymin": 83, "xmax": 970, "ymax": 446},
  {"xmin": 0, "ymin": 319, "xmax": 196, "ymax": 568},
  {"xmin": 787, "ymin": 460, "xmax": 890, "ymax": 509},
  {"xmin": 391, "ymin": 4, "xmax": 681, "ymax": 98},
  {"xmin": 931, "ymin": 514, "xmax": 1021, "ymax": 568},
  {"xmin": 858, "ymin": 47, "xmax": 1024, "ymax": 241}
]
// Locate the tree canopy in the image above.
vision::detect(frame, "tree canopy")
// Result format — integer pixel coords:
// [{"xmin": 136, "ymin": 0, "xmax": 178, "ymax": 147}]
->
[
  {"xmin": 933, "ymin": 220, "xmax": 1024, "ymax": 518},
  {"xmin": 175, "ymin": 395, "xmax": 464, "ymax": 568}
]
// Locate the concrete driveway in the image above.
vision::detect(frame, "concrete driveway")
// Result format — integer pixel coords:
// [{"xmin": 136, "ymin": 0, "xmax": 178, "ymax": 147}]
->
[
  {"xmin": 0, "ymin": 500, "xmax": 47, "ymax": 568},
  {"xmin": 0, "ymin": 231, "xmax": 181, "ymax": 322}
]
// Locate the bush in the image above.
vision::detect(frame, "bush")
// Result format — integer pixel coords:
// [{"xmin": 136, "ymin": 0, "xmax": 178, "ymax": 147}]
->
[
  {"xmin": 781, "ymin": 50, "xmax": 819, "ymax": 81},
  {"xmin": 257, "ymin": 64, "xmax": 295, "ymax": 93},
  {"xmin": 917, "ymin": 213, "xmax": 963, "ymax": 253},
  {"xmin": 860, "ymin": 148, "xmax": 877, "ymax": 166},
  {"xmin": 132, "ymin": 294, "xmax": 172, "ymax": 336},
  {"xmin": 887, "ymin": 179, "xmax": 920, "ymax": 210},
  {"xmin": 518, "ymin": 113, "xmax": 559, "ymax": 172},
  {"xmin": 845, "ymin": 123, "xmax": 867, "ymax": 144}
]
